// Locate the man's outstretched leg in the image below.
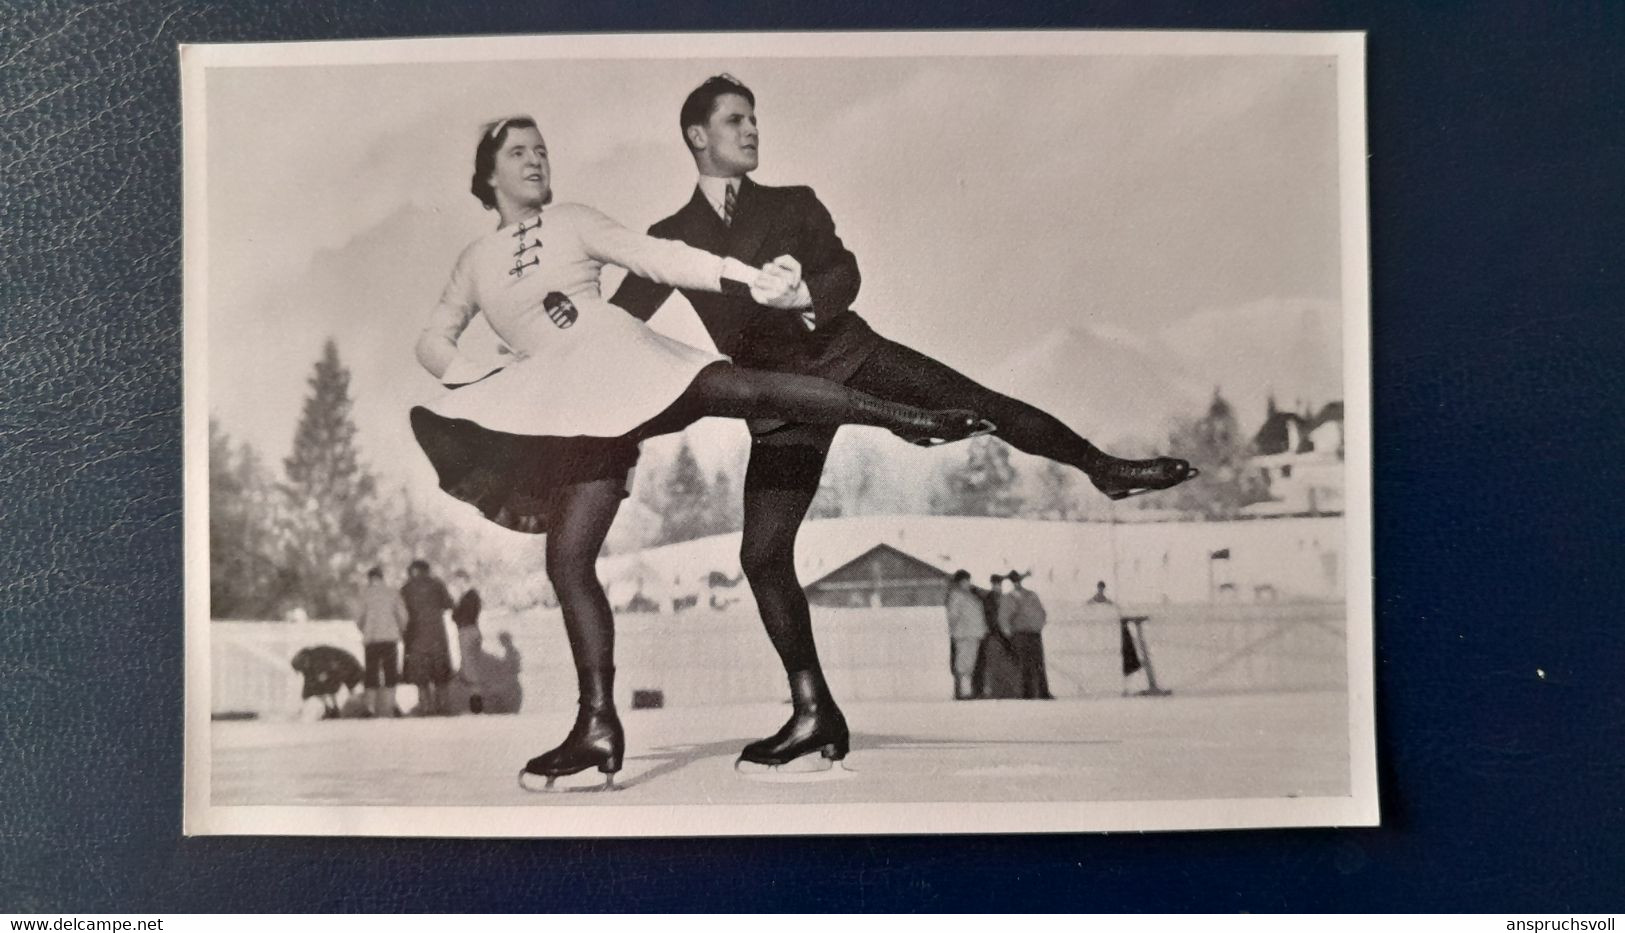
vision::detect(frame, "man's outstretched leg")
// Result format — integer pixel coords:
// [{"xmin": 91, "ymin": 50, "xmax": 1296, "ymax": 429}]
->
[
  {"xmin": 847, "ymin": 338, "xmax": 1197, "ymax": 499},
  {"xmin": 735, "ymin": 432, "xmax": 850, "ymax": 769}
]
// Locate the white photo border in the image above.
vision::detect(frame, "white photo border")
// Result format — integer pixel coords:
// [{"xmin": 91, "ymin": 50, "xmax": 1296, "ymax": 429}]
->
[{"xmin": 182, "ymin": 28, "xmax": 1375, "ymax": 837}]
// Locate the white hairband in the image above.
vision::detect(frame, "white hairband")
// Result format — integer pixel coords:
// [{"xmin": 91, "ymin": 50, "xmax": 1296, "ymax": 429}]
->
[{"xmin": 486, "ymin": 116, "xmax": 533, "ymax": 140}]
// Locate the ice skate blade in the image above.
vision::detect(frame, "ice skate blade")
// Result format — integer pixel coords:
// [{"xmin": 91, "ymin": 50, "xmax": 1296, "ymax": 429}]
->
[
  {"xmin": 517, "ymin": 768, "xmax": 622, "ymax": 794},
  {"xmin": 734, "ymin": 756, "xmax": 856, "ymax": 783},
  {"xmin": 1099, "ymin": 467, "xmax": 1201, "ymax": 501}
]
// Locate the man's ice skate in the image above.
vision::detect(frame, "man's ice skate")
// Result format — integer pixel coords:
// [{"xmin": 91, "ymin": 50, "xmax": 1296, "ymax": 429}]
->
[
  {"xmin": 734, "ymin": 747, "xmax": 856, "ymax": 783},
  {"xmin": 735, "ymin": 670, "xmax": 851, "ymax": 781},
  {"xmin": 1088, "ymin": 455, "xmax": 1200, "ymax": 501}
]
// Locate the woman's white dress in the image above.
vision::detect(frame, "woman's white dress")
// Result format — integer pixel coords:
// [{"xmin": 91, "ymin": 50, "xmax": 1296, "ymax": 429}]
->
[
  {"xmin": 409, "ymin": 203, "xmax": 733, "ymax": 534},
  {"xmin": 419, "ymin": 202, "xmax": 729, "ymax": 437}
]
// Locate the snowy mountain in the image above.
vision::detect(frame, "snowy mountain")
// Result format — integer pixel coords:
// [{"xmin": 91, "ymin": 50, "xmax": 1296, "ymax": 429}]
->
[
  {"xmin": 1157, "ymin": 297, "xmax": 1345, "ymax": 428},
  {"xmin": 993, "ymin": 301, "xmax": 1342, "ymax": 447},
  {"xmin": 989, "ymin": 324, "xmax": 1208, "ymax": 445}
]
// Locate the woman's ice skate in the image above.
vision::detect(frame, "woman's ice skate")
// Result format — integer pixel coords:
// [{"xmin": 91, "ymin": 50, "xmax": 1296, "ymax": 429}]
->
[{"xmin": 518, "ymin": 669, "xmax": 624, "ymax": 793}]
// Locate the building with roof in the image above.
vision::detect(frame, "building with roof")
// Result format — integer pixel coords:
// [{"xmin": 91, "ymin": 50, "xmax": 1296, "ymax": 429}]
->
[
  {"xmin": 1246, "ymin": 398, "xmax": 1346, "ymax": 517},
  {"xmin": 803, "ymin": 543, "xmax": 952, "ymax": 609}
]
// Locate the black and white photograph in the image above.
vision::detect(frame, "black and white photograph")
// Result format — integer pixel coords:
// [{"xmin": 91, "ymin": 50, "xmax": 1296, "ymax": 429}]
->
[{"xmin": 182, "ymin": 29, "xmax": 1374, "ymax": 836}]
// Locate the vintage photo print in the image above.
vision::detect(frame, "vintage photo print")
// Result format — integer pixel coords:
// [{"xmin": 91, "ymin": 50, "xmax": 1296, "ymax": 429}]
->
[{"xmin": 182, "ymin": 30, "xmax": 1374, "ymax": 836}]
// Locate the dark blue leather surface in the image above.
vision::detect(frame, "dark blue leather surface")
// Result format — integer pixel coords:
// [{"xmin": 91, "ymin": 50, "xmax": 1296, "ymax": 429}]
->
[{"xmin": 2, "ymin": 0, "xmax": 1622, "ymax": 913}]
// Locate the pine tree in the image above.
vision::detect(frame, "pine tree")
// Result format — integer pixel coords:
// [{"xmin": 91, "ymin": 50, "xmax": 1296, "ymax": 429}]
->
[
  {"xmin": 369, "ymin": 486, "xmax": 463, "ymax": 584},
  {"xmin": 705, "ymin": 468, "xmax": 743, "ymax": 536},
  {"xmin": 930, "ymin": 437, "xmax": 1022, "ymax": 517},
  {"xmin": 1025, "ymin": 459, "xmax": 1083, "ymax": 521},
  {"xmin": 210, "ymin": 417, "xmax": 245, "ymax": 616},
  {"xmin": 209, "ymin": 419, "xmax": 252, "ymax": 616},
  {"xmin": 278, "ymin": 339, "xmax": 378, "ymax": 617},
  {"xmin": 208, "ymin": 418, "xmax": 284, "ymax": 617},
  {"xmin": 1164, "ymin": 388, "xmax": 1271, "ymax": 519},
  {"xmin": 808, "ymin": 437, "xmax": 879, "ymax": 519},
  {"xmin": 807, "ymin": 473, "xmax": 845, "ymax": 519},
  {"xmin": 656, "ymin": 438, "xmax": 712, "ymax": 544}
]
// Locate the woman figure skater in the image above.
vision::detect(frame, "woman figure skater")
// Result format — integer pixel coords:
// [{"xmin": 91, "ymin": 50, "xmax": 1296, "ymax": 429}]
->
[{"xmin": 410, "ymin": 116, "xmax": 988, "ymax": 790}]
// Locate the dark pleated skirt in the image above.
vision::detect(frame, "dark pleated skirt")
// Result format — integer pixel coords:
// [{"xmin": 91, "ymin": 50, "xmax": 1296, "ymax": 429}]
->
[{"xmin": 409, "ymin": 406, "xmax": 639, "ymax": 535}]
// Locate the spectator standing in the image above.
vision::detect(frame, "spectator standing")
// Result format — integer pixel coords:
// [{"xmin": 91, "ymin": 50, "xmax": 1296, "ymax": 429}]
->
[
  {"xmin": 944, "ymin": 570, "xmax": 987, "ymax": 700},
  {"xmin": 400, "ymin": 559, "xmax": 455, "ymax": 716},
  {"xmin": 977, "ymin": 574, "xmax": 1023, "ymax": 699},
  {"xmin": 355, "ymin": 566, "xmax": 407, "ymax": 718},
  {"xmin": 451, "ymin": 569, "xmax": 486, "ymax": 713},
  {"xmin": 1000, "ymin": 570, "xmax": 1053, "ymax": 699}
]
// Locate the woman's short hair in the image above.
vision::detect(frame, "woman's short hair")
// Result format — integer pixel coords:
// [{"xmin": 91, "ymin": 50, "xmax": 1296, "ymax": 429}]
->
[
  {"xmin": 679, "ymin": 74, "xmax": 755, "ymax": 150},
  {"xmin": 471, "ymin": 115, "xmax": 540, "ymax": 210}
]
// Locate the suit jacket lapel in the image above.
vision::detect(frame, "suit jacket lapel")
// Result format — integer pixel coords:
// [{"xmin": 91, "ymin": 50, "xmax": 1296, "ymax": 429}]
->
[
  {"xmin": 724, "ymin": 176, "xmax": 774, "ymax": 263},
  {"xmin": 676, "ymin": 186, "xmax": 729, "ymax": 255}
]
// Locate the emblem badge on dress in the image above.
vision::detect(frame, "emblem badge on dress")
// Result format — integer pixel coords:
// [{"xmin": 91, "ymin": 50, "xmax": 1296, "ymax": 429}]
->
[{"xmin": 542, "ymin": 292, "xmax": 578, "ymax": 329}]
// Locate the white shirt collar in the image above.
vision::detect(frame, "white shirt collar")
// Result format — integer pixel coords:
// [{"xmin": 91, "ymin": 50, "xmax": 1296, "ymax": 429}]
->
[{"xmin": 697, "ymin": 175, "xmax": 742, "ymax": 221}]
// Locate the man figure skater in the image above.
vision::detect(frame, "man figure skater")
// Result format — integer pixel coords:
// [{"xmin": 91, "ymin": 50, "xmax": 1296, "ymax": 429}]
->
[{"xmin": 611, "ymin": 74, "xmax": 1195, "ymax": 772}]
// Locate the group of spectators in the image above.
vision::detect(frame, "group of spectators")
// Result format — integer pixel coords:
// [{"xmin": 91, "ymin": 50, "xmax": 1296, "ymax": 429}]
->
[
  {"xmin": 940, "ymin": 574, "xmax": 1166, "ymax": 700},
  {"xmin": 353, "ymin": 559, "xmax": 489, "ymax": 717},
  {"xmin": 291, "ymin": 559, "xmax": 498, "ymax": 719},
  {"xmin": 944, "ymin": 570, "xmax": 1053, "ymax": 701}
]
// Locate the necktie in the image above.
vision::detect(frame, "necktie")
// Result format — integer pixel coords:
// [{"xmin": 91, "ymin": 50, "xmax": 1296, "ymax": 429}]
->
[{"xmin": 723, "ymin": 183, "xmax": 737, "ymax": 226}]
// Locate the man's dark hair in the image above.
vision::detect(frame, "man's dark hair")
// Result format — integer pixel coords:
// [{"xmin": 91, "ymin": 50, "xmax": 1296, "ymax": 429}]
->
[
  {"xmin": 952, "ymin": 570, "xmax": 971, "ymax": 584},
  {"xmin": 470, "ymin": 115, "xmax": 540, "ymax": 210},
  {"xmin": 367, "ymin": 566, "xmax": 384, "ymax": 581},
  {"xmin": 679, "ymin": 74, "xmax": 755, "ymax": 151},
  {"xmin": 408, "ymin": 559, "xmax": 430, "ymax": 576}
]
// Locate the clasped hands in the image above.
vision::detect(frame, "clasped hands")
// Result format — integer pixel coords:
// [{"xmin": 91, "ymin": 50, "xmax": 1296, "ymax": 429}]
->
[{"xmin": 748, "ymin": 255, "xmax": 816, "ymax": 330}]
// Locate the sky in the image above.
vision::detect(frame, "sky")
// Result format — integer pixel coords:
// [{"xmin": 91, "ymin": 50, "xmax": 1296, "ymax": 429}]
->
[{"xmin": 197, "ymin": 37, "xmax": 1352, "ymax": 533}]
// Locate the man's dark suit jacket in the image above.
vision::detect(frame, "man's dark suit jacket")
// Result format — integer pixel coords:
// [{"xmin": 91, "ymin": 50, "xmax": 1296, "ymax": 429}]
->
[{"xmin": 610, "ymin": 177, "xmax": 882, "ymax": 384}]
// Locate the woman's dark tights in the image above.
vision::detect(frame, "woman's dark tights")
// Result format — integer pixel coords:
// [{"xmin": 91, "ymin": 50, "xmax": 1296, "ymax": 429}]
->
[{"xmin": 544, "ymin": 477, "xmax": 625, "ymax": 676}]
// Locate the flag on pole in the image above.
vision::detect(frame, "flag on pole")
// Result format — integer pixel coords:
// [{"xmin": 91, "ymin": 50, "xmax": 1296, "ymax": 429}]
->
[{"xmin": 1210, "ymin": 548, "xmax": 1231, "ymax": 560}]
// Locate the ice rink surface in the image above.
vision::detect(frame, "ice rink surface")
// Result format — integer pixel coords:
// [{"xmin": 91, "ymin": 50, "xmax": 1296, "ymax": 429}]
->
[{"xmin": 212, "ymin": 691, "xmax": 1349, "ymax": 807}]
